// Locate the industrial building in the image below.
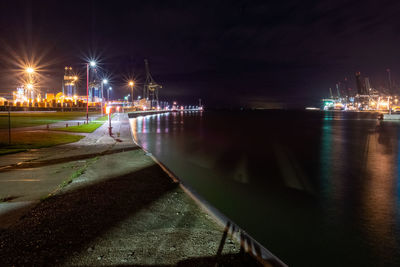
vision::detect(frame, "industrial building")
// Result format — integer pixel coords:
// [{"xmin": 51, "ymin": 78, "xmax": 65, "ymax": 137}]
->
[{"xmin": 322, "ymin": 71, "xmax": 399, "ymax": 112}]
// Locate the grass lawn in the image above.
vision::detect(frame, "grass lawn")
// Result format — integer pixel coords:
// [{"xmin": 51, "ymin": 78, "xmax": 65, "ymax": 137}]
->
[
  {"xmin": 0, "ymin": 131, "xmax": 84, "ymax": 155},
  {"xmin": 0, "ymin": 112, "xmax": 100, "ymax": 129},
  {"xmin": 0, "ymin": 148, "xmax": 28, "ymax": 156},
  {"xmin": 51, "ymin": 115, "xmax": 109, "ymax": 133}
]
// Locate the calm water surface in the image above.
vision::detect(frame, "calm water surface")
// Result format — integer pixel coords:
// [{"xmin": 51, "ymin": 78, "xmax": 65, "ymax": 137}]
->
[{"xmin": 130, "ymin": 110, "xmax": 400, "ymax": 266}]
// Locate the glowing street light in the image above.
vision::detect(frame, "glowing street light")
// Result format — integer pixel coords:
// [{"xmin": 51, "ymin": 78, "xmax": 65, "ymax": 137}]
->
[
  {"xmin": 25, "ymin": 67, "xmax": 35, "ymax": 86},
  {"xmin": 90, "ymin": 61, "xmax": 96, "ymax": 67},
  {"xmin": 25, "ymin": 67, "xmax": 35, "ymax": 74},
  {"xmin": 26, "ymin": 83, "xmax": 33, "ymax": 89}
]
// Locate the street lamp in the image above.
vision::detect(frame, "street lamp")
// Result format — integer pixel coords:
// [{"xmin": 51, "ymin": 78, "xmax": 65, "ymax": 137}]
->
[
  {"xmin": 106, "ymin": 105, "xmax": 112, "ymax": 136},
  {"xmin": 129, "ymin": 81, "xmax": 135, "ymax": 106},
  {"xmin": 107, "ymin": 87, "xmax": 112, "ymax": 102},
  {"xmin": 101, "ymin": 79, "xmax": 108, "ymax": 116},
  {"xmin": 86, "ymin": 61, "xmax": 96, "ymax": 123}
]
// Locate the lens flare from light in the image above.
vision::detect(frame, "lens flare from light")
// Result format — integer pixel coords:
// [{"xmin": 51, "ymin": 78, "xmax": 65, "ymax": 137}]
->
[{"xmin": 26, "ymin": 67, "xmax": 34, "ymax": 74}]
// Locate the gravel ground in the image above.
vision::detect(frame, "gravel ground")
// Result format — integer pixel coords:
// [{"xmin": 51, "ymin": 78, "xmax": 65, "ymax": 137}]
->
[{"xmin": 0, "ymin": 148, "xmax": 264, "ymax": 266}]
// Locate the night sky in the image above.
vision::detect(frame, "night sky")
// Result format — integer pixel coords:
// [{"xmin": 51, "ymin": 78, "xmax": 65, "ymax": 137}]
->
[{"xmin": 1, "ymin": 0, "xmax": 400, "ymax": 108}]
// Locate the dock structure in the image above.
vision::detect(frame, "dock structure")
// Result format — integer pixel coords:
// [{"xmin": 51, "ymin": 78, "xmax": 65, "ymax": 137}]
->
[
  {"xmin": 143, "ymin": 59, "xmax": 162, "ymax": 109},
  {"xmin": 322, "ymin": 71, "xmax": 400, "ymax": 112}
]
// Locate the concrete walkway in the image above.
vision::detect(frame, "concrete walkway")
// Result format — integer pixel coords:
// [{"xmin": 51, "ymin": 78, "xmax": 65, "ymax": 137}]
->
[
  {"xmin": 0, "ymin": 113, "xmax": 136, "ymax": 229},
  {"xmin": 0, "ymin": 113, "xmax": 268, "ymax": 266}
]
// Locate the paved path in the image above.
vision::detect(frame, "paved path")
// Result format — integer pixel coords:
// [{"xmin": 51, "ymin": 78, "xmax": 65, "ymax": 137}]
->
[{"xmin": 0, "ymin": 113, "xmax": 136, "ymax": 228}]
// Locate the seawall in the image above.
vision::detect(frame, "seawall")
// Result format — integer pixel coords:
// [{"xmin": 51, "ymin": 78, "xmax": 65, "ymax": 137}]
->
[{"xmin": 128, "ymin": 113, "xmax": 287, "ymax": 267}]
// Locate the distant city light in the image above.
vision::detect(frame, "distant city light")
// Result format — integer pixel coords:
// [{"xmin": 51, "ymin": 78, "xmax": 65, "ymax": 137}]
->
[
  {"xmin": 129, "ymin": 81, "xmax": 134, "ymax": 86},
  {"xmin": 102, "ymin": 79, "xmax": 108, "ymax": 84},
  {"xmin": 89, "ymin": 61, "xmax": 96, "ymax": 67},
  {"xmin": 109, "ymin": 87, "xmax": 112, "ymax": 90},
  {"xmin": 26, "ymin": 83, "xmax": 33, "ymax": 89}
]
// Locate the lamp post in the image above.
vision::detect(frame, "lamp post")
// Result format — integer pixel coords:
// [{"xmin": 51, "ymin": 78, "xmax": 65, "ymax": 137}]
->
[
  {"xmin": 108, "ymin": 87, "xmax": 112, "ymax": 102},
  {"xmin": 101, "ymin": 79, "xmax": 108, "ymax": 116},
  {"xmin": 106, "ymin": 106, "xmax": 112, "ymax": 136},
  {"xmin": 8, "ymin": 105, "xmax": 11, "ymax": 145},
  {"xmin": 86, "ymin": 61, "xmax": 96, "ymax": 123},
  {"xmin": 129, "ymin": 81, "xmax": 134, "ymax": 106}
]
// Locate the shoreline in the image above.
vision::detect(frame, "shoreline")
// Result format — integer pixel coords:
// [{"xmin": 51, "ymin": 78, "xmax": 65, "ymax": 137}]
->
[{"xmin": 128, "ymin": 113, "xmax": 286, "ymax": 267}]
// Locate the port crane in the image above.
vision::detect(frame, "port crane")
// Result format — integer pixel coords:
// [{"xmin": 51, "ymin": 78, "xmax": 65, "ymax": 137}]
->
[{"xmin": 143, "ymin": 59, "xmax": 162, "ymax": 109}]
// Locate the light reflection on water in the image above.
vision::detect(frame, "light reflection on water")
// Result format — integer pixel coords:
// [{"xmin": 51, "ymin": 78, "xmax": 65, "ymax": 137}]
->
[{"xmin": 130, "ymin": 111, "xmax": 400, "ymax": 266}]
